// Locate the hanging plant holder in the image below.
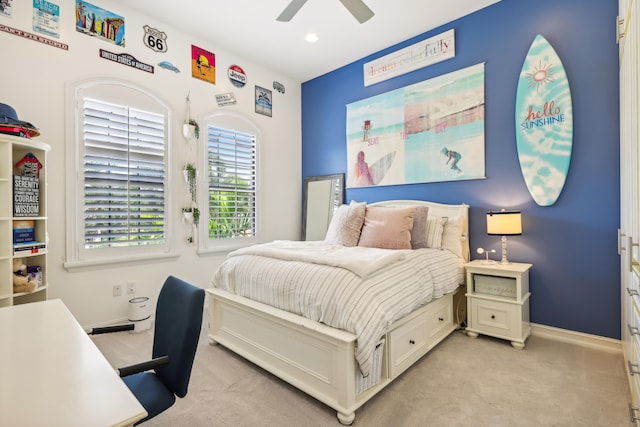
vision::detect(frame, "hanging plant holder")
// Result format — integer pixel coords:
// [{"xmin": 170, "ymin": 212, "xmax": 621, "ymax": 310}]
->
[
  {"xmin": 182, "ymin": 119, "xmax": 200, "ymax": 140},
  {"xmin": 182, "ymin": 92, "xmax": 200, "ymax": 140},
  {"xmin": 183, "ymin": 163, "xmax": 199, "ymax": 226},
  {"xmin": 181, "ymin": 207, "xmax": 194, "ymax": 222}
]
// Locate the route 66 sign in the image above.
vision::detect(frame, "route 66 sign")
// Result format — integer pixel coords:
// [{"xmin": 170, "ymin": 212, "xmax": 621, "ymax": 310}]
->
[{"xmin": 143, "ymin": 25, "xmax": 167, "ymax": 53}]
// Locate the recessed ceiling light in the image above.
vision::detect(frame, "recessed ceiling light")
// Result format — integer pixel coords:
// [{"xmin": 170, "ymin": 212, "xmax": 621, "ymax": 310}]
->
[{"xmin": 305, "ymin": 33, "xmax": 318, "ymax": 43}]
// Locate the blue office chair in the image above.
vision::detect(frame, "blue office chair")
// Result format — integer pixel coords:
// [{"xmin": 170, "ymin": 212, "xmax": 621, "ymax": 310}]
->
[{"xmin": 92, "ymin": 276, "xmax": 205, "ymax": 425}]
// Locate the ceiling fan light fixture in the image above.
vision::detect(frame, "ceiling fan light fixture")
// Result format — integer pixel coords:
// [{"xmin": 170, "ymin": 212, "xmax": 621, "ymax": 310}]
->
[{"xmin": 305, "ymin": 33, "xmax": 319, "ymax": 43}]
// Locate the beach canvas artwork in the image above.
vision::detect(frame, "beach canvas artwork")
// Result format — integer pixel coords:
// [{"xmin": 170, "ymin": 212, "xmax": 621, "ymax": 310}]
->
[{"xmin": 346, "ymin": 63, "xmax": 485, "ymax": 188}]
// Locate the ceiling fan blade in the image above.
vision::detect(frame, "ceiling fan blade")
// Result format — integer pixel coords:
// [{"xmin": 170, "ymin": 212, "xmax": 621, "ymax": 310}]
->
[
  {"xmin": 339, "ymin": 0, "xmax": 374, "ymax": 23},
  {"xmin": 276, "ymin": 0, "xmax": 309, "ymax": 22}
]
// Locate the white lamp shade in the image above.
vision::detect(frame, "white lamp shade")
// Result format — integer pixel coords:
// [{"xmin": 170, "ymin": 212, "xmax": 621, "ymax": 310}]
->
[{"xmin": 487, "ymin": 211, "xmax": 522, "ymax": 235}]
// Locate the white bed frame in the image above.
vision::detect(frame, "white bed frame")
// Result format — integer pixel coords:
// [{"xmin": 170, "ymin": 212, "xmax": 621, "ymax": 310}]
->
[{"xmin": 206, "ymin": 200, "xmax": 469, "ymax": 425}]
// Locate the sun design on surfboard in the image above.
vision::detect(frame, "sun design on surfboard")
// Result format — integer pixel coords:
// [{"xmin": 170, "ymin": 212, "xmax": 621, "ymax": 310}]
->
[{"xmin": 526, "ymin": 60, "xmax": 554, "ymax": 92}]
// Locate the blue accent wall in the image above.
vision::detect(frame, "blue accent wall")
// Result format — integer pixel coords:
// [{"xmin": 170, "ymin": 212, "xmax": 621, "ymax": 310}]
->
[{"xmin": 301, "ymin": 0, "xmax": 620, "ymax": 338}]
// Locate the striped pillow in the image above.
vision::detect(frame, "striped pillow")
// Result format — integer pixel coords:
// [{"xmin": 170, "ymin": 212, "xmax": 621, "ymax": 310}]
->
[{"xmin": 425, "ymin": 217, "xmax": 447, "ymax": 249}]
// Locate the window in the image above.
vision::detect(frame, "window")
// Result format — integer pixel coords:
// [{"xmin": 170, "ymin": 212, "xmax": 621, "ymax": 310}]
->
[
  {"xmin": 65, "ymin": 80, "xmax": 174, "ymax": 270},
  {"xmin": 83, "ymin": 98, "xmax": 166, "ymax": 248},
  {"xmin": 207, "ymin": 125, "xmax": 257, "ymax": 240},
  {"xmin": 198, "ymin": 112, "xmax": 260, "ymax": 253}
]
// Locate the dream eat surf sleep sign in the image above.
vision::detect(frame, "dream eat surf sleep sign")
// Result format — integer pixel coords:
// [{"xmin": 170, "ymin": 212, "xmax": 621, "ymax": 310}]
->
[{"xmin": 363, "ymin": 29, "xmax": 455, "ymax": 87}]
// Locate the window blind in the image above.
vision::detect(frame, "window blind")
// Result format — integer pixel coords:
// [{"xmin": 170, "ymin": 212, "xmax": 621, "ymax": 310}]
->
[
  {"xmin": 207, "ymin": 125, "xmax": 256, "ymax": 239},
  {"xmin": 82, "ymin": 97, "xmax": 166, "ymax": 248}
]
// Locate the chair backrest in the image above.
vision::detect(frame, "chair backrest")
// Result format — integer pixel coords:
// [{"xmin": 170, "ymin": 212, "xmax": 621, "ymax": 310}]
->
[{"xmin": 152, "ymin": 275, "xmax": 205, "ymax": 398}]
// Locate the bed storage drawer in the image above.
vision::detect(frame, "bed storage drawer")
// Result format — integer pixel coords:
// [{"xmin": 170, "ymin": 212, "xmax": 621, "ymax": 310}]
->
[
  {"xmin": 426, "ymin": 295, "xmax": 453, "ymax": 342},
  {"xmin": 388, "ymin": 312, "xmax": 429, "ymax": 378},
  {"xmin": 387, "ymin": 293, "xmax": 454, "ymax": 378}
]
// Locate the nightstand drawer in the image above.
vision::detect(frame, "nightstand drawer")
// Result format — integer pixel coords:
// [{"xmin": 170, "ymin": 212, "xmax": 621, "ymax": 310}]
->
[
  {"xmin": 470, "ymin": 299, "xmax": 518, "ymax": 338},
  {"xmin": 473, "ymin": 274, "xmax": 517, "ymax": 299}
]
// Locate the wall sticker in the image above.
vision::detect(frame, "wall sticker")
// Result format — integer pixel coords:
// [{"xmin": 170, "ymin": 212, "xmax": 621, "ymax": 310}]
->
[
  {"xmin": 99, "ymin": 49, "xmax": 154, "ymax": 73},
  {"xmin": 228, "ymin": 65, "xmax": 246, "ymax": 88},
  {"xmin": 191, "ymin": 44, "xmax": 215, "ymax": 84},
  {"xmin": 158, "ymin": 61, "xmax": 179, "ymax": 73},
  {"xmin": 255, "ymin": 86, "xmax": 272, "ymax": 117},
  {"xmin": 0, "ymin": 23, "xmax": 68, "ymax": 50},
  {"xmin": 75, "ymin": 1, "xmax": 125, "ymax": 46},
  {"xmin": 0, "ymin": 0, "xmax": 13, "ymax": 17},
  {"xmin": 143, "ymin": 25, "xmax": 167, "ymax": 53},
  {"xmin": 33, "ymin": 0, "xmax": 60, "ymax": 38}
]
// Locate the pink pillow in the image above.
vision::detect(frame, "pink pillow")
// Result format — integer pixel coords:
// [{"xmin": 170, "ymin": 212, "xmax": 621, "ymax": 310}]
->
[{"xmin": 358, "ymin": 206, "xmax": 417, "ymax": 250}]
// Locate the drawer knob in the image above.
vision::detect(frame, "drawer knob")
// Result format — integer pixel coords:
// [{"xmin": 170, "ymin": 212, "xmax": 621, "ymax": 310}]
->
[
  {"xmin": 491, "ymin": 315, "xmax": 496, "ymax": 319},
  {"xmin": 409, "ymin": 339, "xmax": 415, "ymax": 345},
  {"xmin": 438, "ymin": 317, "xmax": 444, "ymax": 322}
]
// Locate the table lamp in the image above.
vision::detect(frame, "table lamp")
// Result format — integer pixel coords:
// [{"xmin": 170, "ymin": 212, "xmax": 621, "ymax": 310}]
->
[{"xmin": 487, "ymin": 210, "xmax": 522, "ymax": 264}]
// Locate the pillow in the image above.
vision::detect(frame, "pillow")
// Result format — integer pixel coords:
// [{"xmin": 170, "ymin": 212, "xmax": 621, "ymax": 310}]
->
[
  {"xmin": 441, "ymin": 215, "xmax": 465, "ymax": 258},
  {"xmin": 324, "ymin": 201, "xmax": 366, "ymax": 246},
  {"xmin": 358, "ymin": 206, "xmax": 417, "ymax": 250},
  {"xmin": 425, "ymin": 217, "xmax": 447, "ymax": 249},
  {"xmin": 410, "ymin": 206, "xmax": 429, "ymax": 249}
]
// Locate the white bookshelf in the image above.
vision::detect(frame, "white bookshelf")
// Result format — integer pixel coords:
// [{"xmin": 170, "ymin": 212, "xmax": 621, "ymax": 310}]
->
[{"xmin": 0, "ymin": 134, "xmax": 50, "ymax": 307}]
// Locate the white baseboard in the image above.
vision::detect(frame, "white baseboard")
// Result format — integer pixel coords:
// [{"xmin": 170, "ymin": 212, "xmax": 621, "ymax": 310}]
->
[{"xmin": 530, "ymin": 323, "xmax": 622, "ymax": 354}]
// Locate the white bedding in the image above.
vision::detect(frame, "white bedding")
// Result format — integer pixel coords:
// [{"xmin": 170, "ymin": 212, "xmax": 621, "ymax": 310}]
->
[
  {"xmin": 229, "ymin": 240, "xmax": 406, "ymax": 277},
  {"xmin": 211, "ymin": 241, "xmax": 464, "ymax": 377}
]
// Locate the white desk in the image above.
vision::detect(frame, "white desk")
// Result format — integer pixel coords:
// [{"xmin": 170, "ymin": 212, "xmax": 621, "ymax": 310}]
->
[{"xmin": 0, "ymin": 299, "xmax": 147, "ymax": 427}]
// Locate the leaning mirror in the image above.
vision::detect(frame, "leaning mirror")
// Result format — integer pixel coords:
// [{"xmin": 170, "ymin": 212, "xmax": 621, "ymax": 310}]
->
[{"xmin": 302, "ymin": 173, "xmax": 345, "ymax": 241}]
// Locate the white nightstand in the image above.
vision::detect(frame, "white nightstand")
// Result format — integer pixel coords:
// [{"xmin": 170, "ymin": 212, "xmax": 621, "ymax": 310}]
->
[{"xmin": 464, "ymin": 260, "xmax": 532, "ymax": 349}]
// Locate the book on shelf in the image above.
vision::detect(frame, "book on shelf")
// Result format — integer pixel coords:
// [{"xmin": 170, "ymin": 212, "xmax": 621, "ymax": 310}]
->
[
  {"xmin": 13, "ymin": 241, "xmax": 46, "ymax": 255},
  {"xmin": 13, "ymin": 219, "xmax": 35, "ymax": 244}
]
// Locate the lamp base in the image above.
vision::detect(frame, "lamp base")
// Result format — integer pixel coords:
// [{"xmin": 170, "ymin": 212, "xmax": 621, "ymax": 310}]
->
[{"xmin": 500, "ymin": 236, "xmax": 511, "ymax": 264}]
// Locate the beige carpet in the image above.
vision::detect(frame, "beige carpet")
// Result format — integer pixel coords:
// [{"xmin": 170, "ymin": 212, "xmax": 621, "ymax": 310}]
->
[{"xmin": 92, "ymin": 324, "xmax": 632, "ymax": 426}]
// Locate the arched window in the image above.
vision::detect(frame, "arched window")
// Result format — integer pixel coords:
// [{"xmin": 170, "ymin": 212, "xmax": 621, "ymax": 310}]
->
[
  {"xmin": 65, "ymin": 79, "xmax": 175, "ymax": 270},
  {"xmin": 199, "ymin": 112, "xmax": 260, "ymax": 253}
]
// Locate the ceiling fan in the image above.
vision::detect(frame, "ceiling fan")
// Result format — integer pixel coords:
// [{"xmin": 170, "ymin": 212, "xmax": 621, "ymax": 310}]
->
[{"xmin": 277, "ymin": 0, "xmax": 374, "ymax": 24}]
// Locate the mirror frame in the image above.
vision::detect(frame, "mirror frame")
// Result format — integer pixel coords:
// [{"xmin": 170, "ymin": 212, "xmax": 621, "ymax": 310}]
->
[{"xmin": 302, "ymin": 173, "xmax": 345, "ymax": 240}]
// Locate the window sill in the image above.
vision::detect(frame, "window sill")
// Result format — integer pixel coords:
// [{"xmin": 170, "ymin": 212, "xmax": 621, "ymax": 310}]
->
[{"xmin": 63, "ymin": 252, "xmax": 180, "ymax": 273}]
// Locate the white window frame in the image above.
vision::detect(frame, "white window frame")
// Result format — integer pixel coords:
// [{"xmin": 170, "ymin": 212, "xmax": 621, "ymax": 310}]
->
[
  {"xmin": 64, "ymin": 79, "xmax": 177, "ymax": 271},
  {"xmin": 198, "ymin": 111, "xmax": 261, "ymax": 254}
]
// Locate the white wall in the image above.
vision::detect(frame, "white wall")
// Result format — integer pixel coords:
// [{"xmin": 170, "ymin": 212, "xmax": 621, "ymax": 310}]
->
[{"xmin": 0, "ymin": 1, "xmax": 301, "ymax": 326}]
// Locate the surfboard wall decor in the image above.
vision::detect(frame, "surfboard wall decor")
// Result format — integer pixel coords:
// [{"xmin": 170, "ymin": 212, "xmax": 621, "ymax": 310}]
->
[{"xmin": 515, "ymin": 35, "xmax": 573, "ymax": 206}]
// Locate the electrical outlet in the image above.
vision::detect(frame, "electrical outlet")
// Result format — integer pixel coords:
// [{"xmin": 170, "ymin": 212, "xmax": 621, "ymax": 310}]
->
[
  {"xmin": 127, "ymin": 282, "xmax": 136, "ymax": 294},
  {"xmin": 113, "ymin": 284, "xmax": 122, "ymax": 297}
]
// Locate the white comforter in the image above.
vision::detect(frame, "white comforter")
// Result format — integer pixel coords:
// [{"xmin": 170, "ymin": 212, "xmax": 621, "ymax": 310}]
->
[
  {"xmin": 230, "ymin": 240, "xmax": 406, "ymax": 277},
  {"xmin": 211, "ymin": 241, "xmax": 464, "ymax": 376}
]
